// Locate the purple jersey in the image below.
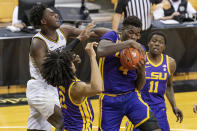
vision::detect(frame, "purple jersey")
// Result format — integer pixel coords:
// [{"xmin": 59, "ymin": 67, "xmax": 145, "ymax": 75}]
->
[
  {"xmin": 99, "ymin": 31, "xmax": 137, "ymax": 94},
  {"xmin": 58, "ymin": 79, "xmax": 94, "ymax": 131},
  {"xmin": 141, "ymin": 53, "xmax": 170, "ymax": 105}
]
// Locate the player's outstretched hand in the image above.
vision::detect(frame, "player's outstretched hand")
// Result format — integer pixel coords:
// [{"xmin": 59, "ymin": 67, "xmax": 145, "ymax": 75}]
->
[
  {"xmin": 193, "ymin": 103, "xmax": 197, "ymax": 114},
  {"xmin": 173, "ymin": 107, "xmax": 183, "ymax": 123},
  {"xmin": 77, "ymin": 21, "xmax": 96, "ymax": 41},
  {"xmin": 85, "ymin": 42, "xmax": 98, "ymax": 58}
]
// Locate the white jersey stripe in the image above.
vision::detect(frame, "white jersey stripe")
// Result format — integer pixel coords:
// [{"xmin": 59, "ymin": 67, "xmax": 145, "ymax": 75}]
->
[{"xmin": 125, "ymin": 0, "xmax": 152, "ymax": 30}]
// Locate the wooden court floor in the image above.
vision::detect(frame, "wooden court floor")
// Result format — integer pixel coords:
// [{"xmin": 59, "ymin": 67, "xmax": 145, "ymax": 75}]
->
[{"xmin": 0, "ymin": 91, "xmax": 197, "ymax": 131}]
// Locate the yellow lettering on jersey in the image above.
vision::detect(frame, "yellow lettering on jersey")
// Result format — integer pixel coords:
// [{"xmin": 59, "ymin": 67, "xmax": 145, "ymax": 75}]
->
[
  {"xmin": 119, "ymin": 66, "xmax": 129, "ymax": 75},
  {"xmin": 59, "ymin": 90, "xmax": 67, "ymax": 109},
  {"xmin": 146, "ymin": 72, "xmax": 167, "ymax": 80},
  {"xmin": 151, "ymin": 72, "xmax": 159, "ymax": 79},
  {"xmin": 159, "ymin": 73, "xmax": 167, "ymax": 80}
]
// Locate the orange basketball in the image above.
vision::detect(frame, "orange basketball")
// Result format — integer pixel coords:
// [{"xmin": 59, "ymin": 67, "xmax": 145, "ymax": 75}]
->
[{"xmin": 120, "ymin": 48, "xmax": 144, "ymax": 70}]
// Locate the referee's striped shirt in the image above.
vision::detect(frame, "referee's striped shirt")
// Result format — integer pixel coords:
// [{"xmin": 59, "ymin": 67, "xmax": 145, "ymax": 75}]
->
[{"xmin": 115, "ymin": 0, "xmax": 161, "ymax": 31}]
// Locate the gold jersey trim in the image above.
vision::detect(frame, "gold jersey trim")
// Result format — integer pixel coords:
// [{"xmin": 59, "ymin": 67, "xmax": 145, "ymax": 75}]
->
[{"xmin": 147, "ymin": 53, "xmax": 163, "ymax": 67}]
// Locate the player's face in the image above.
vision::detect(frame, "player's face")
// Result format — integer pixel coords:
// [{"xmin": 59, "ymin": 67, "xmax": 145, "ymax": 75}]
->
[
  {"xmin": 42, "ymin": 8, "xmax": 60, "ymax": 29},
  {"xmin": 122, "ymin": 26, "xmax": 141, "ymax": 41},
  {"xmin": 148, "ymin": 34, "xmax": 166, "ymax": 55}
]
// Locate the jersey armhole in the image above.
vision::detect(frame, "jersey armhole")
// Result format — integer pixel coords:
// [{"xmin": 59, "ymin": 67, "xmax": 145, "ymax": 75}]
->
[
  {"xmin": 68, "ymin": 80, "xmax": 87, "ymax": 106},
  {"xmin": 166, "ymin": 55, "xmax": 171, "ymax": 75},
  {"xmin": 59, "ymin": 28, "xmax": 67, "ymax": 42},
  {"xmin": 32, "ymin": 36, "xmax": 49, "ymax": 51}
]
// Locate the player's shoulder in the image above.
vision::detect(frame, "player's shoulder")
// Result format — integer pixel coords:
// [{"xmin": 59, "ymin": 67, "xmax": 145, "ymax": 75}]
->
[
  {"xmin": 166, "ymin": 55, "xmax": 176, "ymax": 73},
  {"xmin": 31, "ymin": 37, "xmax": 46, "ymax": 47},
  {"xmin": 167, "ymin": 55, "xmax": 175, "ymax": 64},
  {"xmin": 103, "ymin": 30, "xmax": 117, "ymax": 36},
  {"xmin": 71, "ymin": 80, "xmax": 86, "ymax": 93},
  {"xmin": 101, "ymin": 30, "xmax": 119, "ymax": 41},
  {"xmin": 30, "ymin": 36, "xmax": 48, "ymax": 55}
]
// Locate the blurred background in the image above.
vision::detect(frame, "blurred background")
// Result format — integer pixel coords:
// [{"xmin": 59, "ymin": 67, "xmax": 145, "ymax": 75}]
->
[{"xmin": 0, "ymin": 0, "xmax": 197, "ymax": 130}]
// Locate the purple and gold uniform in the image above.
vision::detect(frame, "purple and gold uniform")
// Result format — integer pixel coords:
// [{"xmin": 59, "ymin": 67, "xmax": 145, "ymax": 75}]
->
[
  {"xmin": 141, "ymin": 53, "xmax": 170, "ymax": 131},
  {"xmin": 99, "ymin": 31, "xmax": 149, "ymax": 131},
  {"xmin": 126, "ymin": 53, "xmax": 171, "ymax": 131},
  {"xmin": 58, "ymin": 79, "xmax": 94, "ymax": 131}
]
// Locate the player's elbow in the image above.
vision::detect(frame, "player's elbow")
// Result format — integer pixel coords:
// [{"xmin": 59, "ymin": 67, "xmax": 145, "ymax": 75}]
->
[
  {"xmin": 96, "ymin": 85, "xmax": 103, "ymax": 93},
  {"xmin": 97, "ymin": 46, "xmax": 105, "ymax": 57},
  {"xmin": 92, "ymin": 84, "xmax": 103, "ymax": 94}
]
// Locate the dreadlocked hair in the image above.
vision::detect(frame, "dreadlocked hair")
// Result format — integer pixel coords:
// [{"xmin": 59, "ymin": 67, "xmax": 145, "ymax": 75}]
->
[
  {"xmin": 30, "ymin": 4, "xmax": 47, "ymax": 28},
  {"xmin": 123, "ymin": 16, "xmax": 142, "ymax": 28},
  {"xmin": 41, "ymin": 49, "xmax": 75, "ymax": 87}
]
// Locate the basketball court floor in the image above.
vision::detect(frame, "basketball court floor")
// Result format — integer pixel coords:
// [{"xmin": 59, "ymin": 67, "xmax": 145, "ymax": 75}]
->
[{"xmin": 0, "ymin": 91, "xmax": 197, "ymax": 131}]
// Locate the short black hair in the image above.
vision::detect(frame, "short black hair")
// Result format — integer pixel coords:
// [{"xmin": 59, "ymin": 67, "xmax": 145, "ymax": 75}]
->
[
  {"xmin": 148, "ymin": 31, "xmax": 167, "ymax": 44},
  {"xmin": 41, "ymin": 49, "xmax": 75, "ymax": 87},
  {"xmin": 123, "ymin": 16, "xmax": 142, "ymax": 28},
  {"xmin": 30, "ymin": 4, "xmax": 47, "ymax": 28}
]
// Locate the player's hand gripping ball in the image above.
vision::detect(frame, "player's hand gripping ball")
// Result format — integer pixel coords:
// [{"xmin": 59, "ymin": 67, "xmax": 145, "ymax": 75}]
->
[{"xmin": 120, "ymin": 47, "xmax": 144, "ymax": 70}]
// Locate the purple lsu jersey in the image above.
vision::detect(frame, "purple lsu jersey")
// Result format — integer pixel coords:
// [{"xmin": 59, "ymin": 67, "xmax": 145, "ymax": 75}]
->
[
  {"xmin": 99, "ymin": 31, "xmax": 137, "ymax": 94},
  {"xmin": 141, "ymin": 53, "xmax": 170, "ymax": 105},
  {"xmin": 58, "ymin": 79, "xmax": 94, "ymax": 131}
]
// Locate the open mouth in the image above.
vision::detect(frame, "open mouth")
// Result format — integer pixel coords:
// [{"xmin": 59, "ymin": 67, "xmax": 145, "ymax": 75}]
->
[{"xmin": 153, "ymin": 47, "xmax": 159, "ymax": 52}]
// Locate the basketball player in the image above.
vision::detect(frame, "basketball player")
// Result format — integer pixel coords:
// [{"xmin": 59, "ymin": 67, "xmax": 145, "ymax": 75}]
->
[
  {"xmin": 125, "ymin": 31, "xmax": 183, "ymax": 131},
  {"xmin": 97, "ymin": 16, "xmax": 161, "ymax": 131},
  {"xmin": 26, "ymin": 4, "xmax": 97, "ymax": 131},
  {"xmin": 41, "ymin": 42, "xmax": 102, "ymax": 130}
]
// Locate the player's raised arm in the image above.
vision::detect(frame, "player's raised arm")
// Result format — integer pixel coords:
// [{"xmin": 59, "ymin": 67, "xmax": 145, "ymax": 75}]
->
[{"xmin": 70, "ymin": 42, "xmax": 103, "ymax": 101}]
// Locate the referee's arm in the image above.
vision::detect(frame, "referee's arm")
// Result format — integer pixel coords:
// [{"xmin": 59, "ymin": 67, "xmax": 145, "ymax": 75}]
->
[{"xmin": 112, "ymin": 0, "xmax": 125, "ymax": 32}]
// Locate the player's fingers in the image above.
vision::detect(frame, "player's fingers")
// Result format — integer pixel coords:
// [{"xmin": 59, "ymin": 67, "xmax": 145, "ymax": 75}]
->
[
  {"xmin": 86, "ymin": 21, "xmax": 96, "ymax": 29},
  {"xmin": 139, "ymin": 48, "xmax": 145, "ymax": 56},
  {"xmin": 178, "ymin": 113, "xmax": 183, "ymax": 123},
  {"xmin": 92, "ymin": 42, "xmax": 98, "ymax": 47},
  {"xmin": 176, "ymin": 114, "xmax": 179, "ymax": 122},
  {"xmin": 87, "ymin": 42, "xmax": 98, "ymax": 49},
  {"xmin": 179, "ymin": 114, "xmax": 183, "ymax": 123},
  {"xmin": 193, "ymin": 104, "xmax": 197, "ymax": 113}
]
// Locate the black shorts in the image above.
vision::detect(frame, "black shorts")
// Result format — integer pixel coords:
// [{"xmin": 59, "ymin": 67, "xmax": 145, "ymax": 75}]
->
[{"xmin": 137, "ymin": 111, "xmax": 161, "ymax": 131}]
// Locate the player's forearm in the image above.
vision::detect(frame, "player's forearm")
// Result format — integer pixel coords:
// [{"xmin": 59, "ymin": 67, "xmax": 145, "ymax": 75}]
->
[
  {"xmin": 136, "ymin": 69, "xmax": 146, "ymax": 90},
  {"xmin": 92, "ymin": 27, "xmax": 111, "ymax": 38},
  {"xmin": 63, "ymin": 38, "xmax": 81, "ymax": 51},
  {"xmin": 112, "ymin": 13, "xmax": 122, "ymax": 32},
  {"xmin": 97, "ymin": 40, "xmax": 136, "ymax": 57},
  {"xmin": 166, "ymin": 85, "xmax": 177, "ymax": 109},
  {"xmin": 90, "ymin": 56, "xmax": 103, "ymax": 94}
]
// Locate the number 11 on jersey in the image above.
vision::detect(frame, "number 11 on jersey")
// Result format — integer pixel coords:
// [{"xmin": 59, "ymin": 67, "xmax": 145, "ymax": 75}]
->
[{"xmin": 149, "ymin": 81, "xmax": 159, "ymax": 93}]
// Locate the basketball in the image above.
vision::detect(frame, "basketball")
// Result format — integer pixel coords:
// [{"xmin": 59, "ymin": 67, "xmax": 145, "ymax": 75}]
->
[{"xmin": 120, "ymin": 47, "xmax": 144, "ymax": 70}]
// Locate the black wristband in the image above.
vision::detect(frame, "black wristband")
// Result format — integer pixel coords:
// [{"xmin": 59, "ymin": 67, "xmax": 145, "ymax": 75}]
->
[{"xmin": 65, "ymin": 38, "xmax": 80, "ymax": 51}]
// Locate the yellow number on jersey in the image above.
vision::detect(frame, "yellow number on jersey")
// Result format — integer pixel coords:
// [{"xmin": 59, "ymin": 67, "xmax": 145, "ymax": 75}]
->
[
  {"xmin": 59, "ymin": 90, "xmax": 67, "ymax": 109},
  {"xmin": 119, "ymin": 66, "xmax": 129, "ymax": 75},
  {"xmin": 149, "ymin": 81, "xmax": 159, "ymax": 93}
]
